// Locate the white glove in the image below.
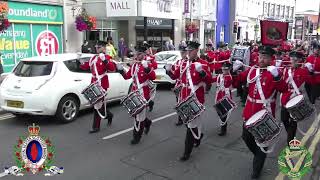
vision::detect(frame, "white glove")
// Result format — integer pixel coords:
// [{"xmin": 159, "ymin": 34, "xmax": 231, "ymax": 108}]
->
[
  {"xmin": 116, "ymin": 63, "xmax": 124, "ymax": 71},
  {"xmin": 99, "ymin": 53, "xmax": 105, "ymax": 61},
  {"xmin": 267, "ymin": 66, "xmax": 279, "ymax": 77},
  {"xmin": 141, "ymin": 60, "xmax": 148, "ymax": 68},
  {"xmin": 304, "ymin": 62, "xmax": 313, "ymax": 72},
  {"xmin": 164, "ymin": 64, "xmax": 172, "ymax": 71},
  {"xmin": 275, "ymin": 60, "xmax": 282, "ymax": 67},
  {"xmin": 194, "ymin": 62, "xmax": 203, "ymax": 72},
  {"xmin": 232, "ymin": 60, "xmax": 243, "ymax": 71}
]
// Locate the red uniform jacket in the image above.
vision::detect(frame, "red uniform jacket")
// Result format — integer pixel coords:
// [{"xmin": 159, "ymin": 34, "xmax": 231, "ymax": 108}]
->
[
  {"xmin": 280, "ymin": 67, "xmax": 312, "ymax": 106},
  {"xmin": 80, "ymin": 54, "xmax": 116, "ymax": 90},
  {"xmin": 144, "ymin": 54, "xmax": 158, "ymax": 70},
  {"xmin": 121, "ymin": 63, "xmax": 156, "ymax": 100},
  {"xmin": 169, "ymin": 58, "xmax": 212, "ymax": 104},
  {"xmin": 171, "ymin": 59, "xmax": 184, "ymax": 88},
  {"xmin": 306, "ymin": 55, "xmax": 320, "ymax": 84},
  {"xmin": 212, "ymin": 74, "xmax": 233, "ymax": 103},
  {"xmin": 234, "ymin": 67, "xmax": 288, "ymax": 121},
  {"xmin": 206, "ymin": 50, "xmax": 217, "ymax": 73}
]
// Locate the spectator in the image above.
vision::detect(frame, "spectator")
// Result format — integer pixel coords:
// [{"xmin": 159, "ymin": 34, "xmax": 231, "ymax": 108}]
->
[
  {"xmin": 163, "ymin": 41, "xmax": 170, "ymax": 51},
  {"xmin": 81, "ymin": 40, "xmax": 93, "ymax": 53},
  {"xmin": 105, "ymin": 37, "xmax": 117, "ymax": 58},
  {"xmin": 168, "ymin": 39, "xmax": 175, "ymax": 50},
  {"xmin": 0, "ymin": 53, "xmax": 3, "ymax": 75},
  {"xmin": 118, "ymin": 37, "xmax": 127, "ymax": 62}
]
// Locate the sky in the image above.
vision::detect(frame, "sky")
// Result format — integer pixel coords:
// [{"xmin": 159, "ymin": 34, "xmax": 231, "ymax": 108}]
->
[{"xmin": 296, "ymin": 0, "xmax": 320, "ymax": 12}]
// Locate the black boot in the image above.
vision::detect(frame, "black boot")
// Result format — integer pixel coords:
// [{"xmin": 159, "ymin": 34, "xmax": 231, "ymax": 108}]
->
[
  {"xmin": 175, "ymin": 117, "xmax": 183, "ymax": 126},
  {"xmin": 251, "ymin": 152, "xmax": 266, "ymax": 179},
  {"xmin": 89, "ymin": 129, "xmax": 100, "ymax": 133},
  {"xmin": 194, "ymin": 133, "xmax": 204, "ymax": 147},
  {"xmin": 179, "ymin": 154, "xmax": 190, "ymax": 161},
  {"xmin": 148, "ymin": 100, "xmax": 154, "ymax": 112},
  {"xmin": 180, "ymin": 128, "xmax": 194, "ymax": 162},
  {"xmin": 144, "ymin": 118, "xmax": 152, "ymax": 134},
  {"xmin": 218, "ymin": 124, "xmax": 227, "ymax": 136},
  {"xmin": 107, "ymin": 110, "xmax": 113, "ymax": 125},
  {"xmin": 131, "ymin": 130, "xmax": 142, "ymax": 145}
]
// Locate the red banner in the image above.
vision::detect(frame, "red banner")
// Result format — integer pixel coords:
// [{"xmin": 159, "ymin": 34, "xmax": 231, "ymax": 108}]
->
[{"xmin": 260, "ymin": 20, "xmax": 288, "ymax": 46}]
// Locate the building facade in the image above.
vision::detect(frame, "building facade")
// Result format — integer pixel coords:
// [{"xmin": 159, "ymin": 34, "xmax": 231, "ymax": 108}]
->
[
  {"xmin": 1, "ymin": 0, "xmax": 82, "ymax": 73},
  {"xmin": 83, "ymin": 0, "xmax": 217, "ymax": 51},
  {"xmin": 295, "ymin": 10, "xmax": 319, "ymax": 41}
]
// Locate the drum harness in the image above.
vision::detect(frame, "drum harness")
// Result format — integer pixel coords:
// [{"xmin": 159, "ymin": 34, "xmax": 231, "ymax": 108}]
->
[
  {"xmin": 215, "ymin": 74, "xmax": 234, "ymax": 126},
  {"xmin": 246, "ymin": 67, "xmax": 281, "ymax": 153},
  {"xmin": 90, "ymin": 55, "xmax": 109, "ymax": 119}
]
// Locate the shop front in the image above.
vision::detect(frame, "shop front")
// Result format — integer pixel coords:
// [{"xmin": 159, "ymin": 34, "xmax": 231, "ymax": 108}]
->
[
  {"xmin": 136, "ymin": 18, "xmax": 174, "ymax": 51},
  {"xmin": 1, "ymin": 1, "xmax": 63, "ymax": 72}
]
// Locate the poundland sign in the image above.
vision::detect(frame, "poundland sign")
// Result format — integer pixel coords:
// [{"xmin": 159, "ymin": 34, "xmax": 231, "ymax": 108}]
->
[{"xmin": 8, "ymin": 1, "xmax": 63, "ymax": 24}]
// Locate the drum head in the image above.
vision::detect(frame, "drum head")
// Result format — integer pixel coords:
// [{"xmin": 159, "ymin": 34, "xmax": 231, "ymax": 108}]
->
[
  {"xmin": 285, "ymin": 95, "xmax": 304, "ymax": 109},
  {"xmin": 245, "ymin": 109, "xmax": 267, "ymax": 126}
]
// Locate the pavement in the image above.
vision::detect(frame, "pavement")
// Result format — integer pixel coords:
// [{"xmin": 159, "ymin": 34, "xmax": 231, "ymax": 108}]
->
[{"xmin": 0, "ymin": 86, "xmax": 319, "ymax": 180}]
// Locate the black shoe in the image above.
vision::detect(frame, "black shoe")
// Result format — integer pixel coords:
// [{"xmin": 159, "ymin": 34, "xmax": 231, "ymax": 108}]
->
[
  {"xmin": 107, "ymin": 113, "xmax": 113, "ymax": 125},
  {"xmin": 148, "ymin": 101, "xmax": 154, "ymax": 112},
  {"xmin": 144, "ymin": 120, "xmax": 152, "ymax": 135},
  {"xmin": 175, "ymin": 119, "xmax": 183, "ymax": 126},
  {"xmin": 194, "ymin": 133, "xmax": 204, "ymax": 147},
  {"xmin": 218, "ymin": 125, "xmax": 227, "ymax": 136},
  {"xmin": 89, "ymin": 129, "xmax": 100, "ymax": 133},
  {"xmin": 130, "ymin": 138, "xmax": 140, "ymax": 145},
  {"xmin": 179, "ymin": 154, "xmax": 190, "ymax": 161}
]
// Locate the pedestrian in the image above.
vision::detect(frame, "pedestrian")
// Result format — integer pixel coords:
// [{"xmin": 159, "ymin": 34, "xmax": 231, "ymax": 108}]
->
[
  {"xmin": 168, "ymin": 39, "xmax": 175, "ymax": 50},
  {"xmin": 304, "ymin": 43, "xmax": 320, "ymax": 104},
  {"xmin": 232, "ymin": 46, "xmax": 288, "ymax": 179},
  {"xmin": 212, "ymin": 62, "xmax": 234, "ymax": 136},
  {"xmin": 165, "ymin": 41, "xmax": 212, "ymax": 161},
  {"xmin": 105, "ymin": 37, "xmax": 117, "ymax": 59},
  {"xmin": 280, "ymin": 50, "xmax": 312, "ymax": 145},
  {"xmin": 81, "ymin": 40, "xmax": 92, "ymax": 53},
  {"xmin": 163, "ymin": 41, "xmax": 170, "ymax": 51},
  {"xmin": 118, "ymin": 37, "xmax": 127, "ymax": 62},
  {"xmin": 116, "ymin": 45, "xmax": 156, "ymax": 145},
  {"xmin": 80, "ymin": 42, "xmax": 115, "ymax": 133}
]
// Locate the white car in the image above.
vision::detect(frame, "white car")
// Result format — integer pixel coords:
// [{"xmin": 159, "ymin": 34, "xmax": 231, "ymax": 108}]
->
[
  {"xmin": 153, "ymin": 51, "xmax": 182, "ymax": 84},
  {"xmin": 0, "ymin": 53, "xmax": 132, "ymax": 123}
]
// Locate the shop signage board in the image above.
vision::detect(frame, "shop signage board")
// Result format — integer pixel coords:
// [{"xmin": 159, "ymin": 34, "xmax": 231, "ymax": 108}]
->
[{"xmin": 106, "ymin": 0, "xmax": 137, "ymax": 17}]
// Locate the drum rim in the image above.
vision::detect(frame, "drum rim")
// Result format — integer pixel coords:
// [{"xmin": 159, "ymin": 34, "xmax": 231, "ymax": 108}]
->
[
  {"xmin": 285, "ymin": 94, "xmax": 304, "ymax": 108},
  {"xmin": 245, "ymin": 109, "xmax": 268, "ymax": 126}
]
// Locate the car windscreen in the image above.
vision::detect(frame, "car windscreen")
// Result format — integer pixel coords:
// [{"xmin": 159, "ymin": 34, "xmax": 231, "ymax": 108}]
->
[
  {"xmin": 155, "ymin": 54, "xmax": 177, "ymax": 62},
  {"xmin": 14, "ymin": 61, "xmax": 53, "ymax": 77}
]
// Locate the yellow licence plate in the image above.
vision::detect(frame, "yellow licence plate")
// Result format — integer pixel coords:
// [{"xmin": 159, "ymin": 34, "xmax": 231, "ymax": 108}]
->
[
  {"xmin": 156, "ymin": 75, "xmax": 162, "ymax": 80},
  {"xmin": 7, "ymin": 100, "xmax": 24, "ymax": 108}
]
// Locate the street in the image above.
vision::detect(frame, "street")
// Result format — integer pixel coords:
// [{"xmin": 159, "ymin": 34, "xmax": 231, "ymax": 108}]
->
[{"xmin": 0, "ymin": 86, "xmax": 319, "ymax": 180}]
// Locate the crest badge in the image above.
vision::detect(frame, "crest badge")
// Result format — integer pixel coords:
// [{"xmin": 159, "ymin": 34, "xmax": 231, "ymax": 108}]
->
[{"xmin": 0, "ymin": 124, "xmax": 64, "ymax": 177}]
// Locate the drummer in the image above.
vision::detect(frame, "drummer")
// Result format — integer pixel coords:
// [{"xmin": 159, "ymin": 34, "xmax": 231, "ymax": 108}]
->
[
  {"xmin": 280, "ymin": 50, "xmax": 312, "ymax": 145},
  {"xmin": 165, "ymin": 41, "xmax": 212, "ymax": 161},
  {"xmin": 211, "ymin": 62, "xmax": 234, "ymax": 136},
  {"xmin": 232, "ymin": 46, "xmax": 288, "ymax": 179},
  {"xmin": 116, "ymin": 45, "xmax": 156, "ymax": 145}
]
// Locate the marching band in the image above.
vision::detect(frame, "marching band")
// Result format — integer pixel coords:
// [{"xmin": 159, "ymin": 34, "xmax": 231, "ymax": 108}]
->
[{"xmin": 80, "ymin": 22, "xmax": 320, "ymax": 179}]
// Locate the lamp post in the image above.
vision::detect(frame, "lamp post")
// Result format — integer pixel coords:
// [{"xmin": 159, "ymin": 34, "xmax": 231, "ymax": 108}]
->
[{"xmin": 189, "ymin": 0, "xmax": 193, "ymax": 41}]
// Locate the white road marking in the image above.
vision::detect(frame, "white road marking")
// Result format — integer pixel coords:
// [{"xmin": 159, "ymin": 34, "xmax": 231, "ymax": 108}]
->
[
  {"xmin": 102, "ymin": 112, "xmax": 177, "ymax": 140},
  {"xmin": 0, "ymin": 114, "xmax": 15, "ymax": 121}
]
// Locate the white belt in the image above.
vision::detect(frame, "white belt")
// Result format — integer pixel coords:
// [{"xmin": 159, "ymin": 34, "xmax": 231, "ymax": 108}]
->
[
  {"xmin": 92, "ymin": 72, "xmax": 108, "ymax": 79},
  {"xmin": 314, "ymin": 71, "xmax": 320, "ymax": 74},
  {"xmin": 247, "ymin": 95, "xmax": 275, "ymax": 104},
  {"xmin": 181, "ymin": 82, "xmax": 205, "ymax": 92}
]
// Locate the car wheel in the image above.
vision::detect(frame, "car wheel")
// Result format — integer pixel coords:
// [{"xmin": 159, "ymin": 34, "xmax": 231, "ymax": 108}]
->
[{"xmin": 56, "ymin": 96, "xmax": 79, "ymax": 123}]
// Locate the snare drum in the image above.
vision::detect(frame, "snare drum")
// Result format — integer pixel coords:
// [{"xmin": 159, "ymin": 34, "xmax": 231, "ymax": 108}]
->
[
  {"xmin": 245, "ymin": 109, "xmax": 282, "ymax": 146},
  {"xmin": 175, "ymin": 95, "xmax": 205, "ymax": 124},
  {"xmin": 121, "ymin": 91, "xmax": 147, "ymax": 117},
  {"xmin": 81, "ymin": 82, "xmax": 107, "ymax": 105},
  {"xmin": 285, "ymin": 95, "xmax": 314, "ymax": 121},
  {"xmin": 214, "ymin": 96, "xmax": 236, "ymax": 120}
]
